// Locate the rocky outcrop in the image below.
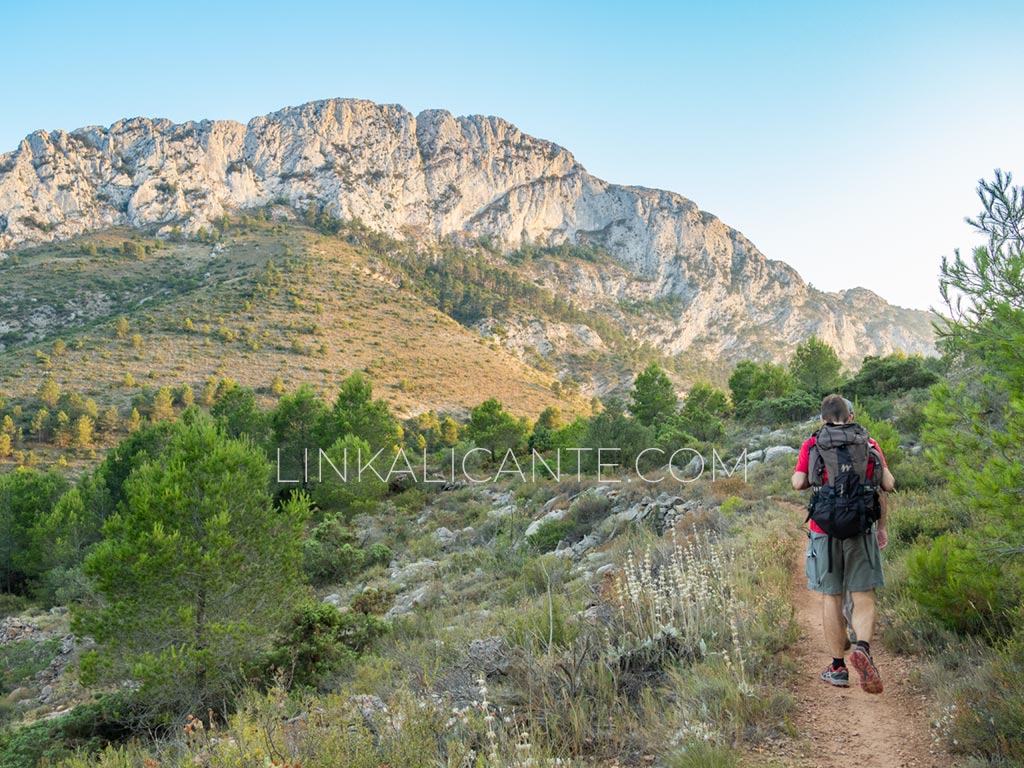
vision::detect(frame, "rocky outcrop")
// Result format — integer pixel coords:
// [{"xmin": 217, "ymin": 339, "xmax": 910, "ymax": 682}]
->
[
  {"xmin": 0, "ymin": 100, "xmax": 578, "ymax": 248},
  {"xmin": 0, "ymin": 98, "xmax": 935, "ymax": 362}
]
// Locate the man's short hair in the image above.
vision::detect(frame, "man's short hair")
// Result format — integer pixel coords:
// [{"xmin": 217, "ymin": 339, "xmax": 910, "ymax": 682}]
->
[{"xmin": 821, "ymin": 394, "xmax": 851, "ymax": 424}]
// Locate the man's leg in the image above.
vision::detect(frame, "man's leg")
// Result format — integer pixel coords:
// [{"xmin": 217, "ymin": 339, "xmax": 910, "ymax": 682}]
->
[
  {"xmin": 849, "ymin": 584, "xmax": 883, "ymax": 693},
  {"xmin": 807, "ymin": 532, "xmax": 849, "ymax": 686},
  {"xmin": 823, "ymin": 593, "xmax": 847, "ymax": 658},
  {"xmin": 842, "ymin": 590, "xmax": 856, "ymax": 646},
  {"xmin": 850, "ymin": 589, "xmax": 875, "ymax": 644}
]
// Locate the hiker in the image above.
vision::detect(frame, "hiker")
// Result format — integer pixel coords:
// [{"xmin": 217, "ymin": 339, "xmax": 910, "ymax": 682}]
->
[
  {"xmin": 791, "ymin": 394, "xmax": 895, "ymax": 694},
  {"xmin": 838, "ymin": 401, "xmax": 888, "ymax": 649}
]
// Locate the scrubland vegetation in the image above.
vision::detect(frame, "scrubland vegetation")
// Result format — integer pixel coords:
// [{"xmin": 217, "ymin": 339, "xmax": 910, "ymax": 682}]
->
[{"xmin": 0, "ymin": 173, "xmax": 1021, "ymax": 766}]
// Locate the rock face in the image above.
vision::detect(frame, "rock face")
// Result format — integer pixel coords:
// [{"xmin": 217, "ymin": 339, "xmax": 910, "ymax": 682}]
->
[{"xmin": 0, "ymin": 98, "xmax": 935, "ymax": 363}]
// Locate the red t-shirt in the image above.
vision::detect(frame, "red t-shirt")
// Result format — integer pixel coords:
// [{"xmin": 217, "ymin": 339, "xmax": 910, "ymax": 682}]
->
[{"xmin": 795, "ymin": 433, "xmax": 887, "ymax": 534}]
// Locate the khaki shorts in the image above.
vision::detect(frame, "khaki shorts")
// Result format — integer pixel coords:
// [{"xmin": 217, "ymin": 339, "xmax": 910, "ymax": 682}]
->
[{"xmin": 805, "ymin": 529, "xmax": 884, "ymax": 595}]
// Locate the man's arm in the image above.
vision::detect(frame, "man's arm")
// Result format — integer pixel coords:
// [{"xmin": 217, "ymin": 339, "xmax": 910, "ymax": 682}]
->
[
  {"xmin": 880, "ymin": 467, "xmax": 895, "ymax": 493},
  {"xmin": 869, "ymin": 439, "xmax": 895, "ymax": 492},
  {"xmin": 792, "ymin": 437, "xmax": 813, "ymax": 490},
  {"xmin": 792, "ymin": 471, "xmax": 810, "ymax": 490}
]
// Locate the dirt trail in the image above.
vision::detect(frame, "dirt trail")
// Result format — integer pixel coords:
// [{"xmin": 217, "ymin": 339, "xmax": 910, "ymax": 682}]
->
[{"xmin": 754, "ymin": 509, "xmax": 954, "ymax": 768}]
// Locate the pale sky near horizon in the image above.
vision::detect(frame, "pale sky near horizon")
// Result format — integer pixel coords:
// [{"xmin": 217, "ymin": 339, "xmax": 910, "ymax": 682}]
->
[{"xmin": 2, "ymin": 0, "xmax": 1021, "ymax": 311}]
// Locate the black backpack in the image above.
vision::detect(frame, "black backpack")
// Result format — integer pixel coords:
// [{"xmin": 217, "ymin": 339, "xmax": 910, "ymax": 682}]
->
[{"xmin": 805, "ymin": 423, "xmax": 883, "ymax": 572}]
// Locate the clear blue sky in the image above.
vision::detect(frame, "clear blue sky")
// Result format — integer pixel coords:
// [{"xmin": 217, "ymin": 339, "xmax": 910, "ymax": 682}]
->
[{"xmin": 3, "ymin": 0, "xmax": 1021, "ymax": 311}]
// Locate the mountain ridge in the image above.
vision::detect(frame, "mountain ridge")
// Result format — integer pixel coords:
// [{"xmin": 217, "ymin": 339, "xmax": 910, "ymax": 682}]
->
[{"xmin": 0, "ymin": 97, "xmax": 935, "ymax": 365}]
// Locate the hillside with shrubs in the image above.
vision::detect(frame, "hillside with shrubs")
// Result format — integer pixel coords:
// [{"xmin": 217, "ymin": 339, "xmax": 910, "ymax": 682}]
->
[{"xmin": 0, "ymin": 174, "xmax": 1021, "ymax": 767}]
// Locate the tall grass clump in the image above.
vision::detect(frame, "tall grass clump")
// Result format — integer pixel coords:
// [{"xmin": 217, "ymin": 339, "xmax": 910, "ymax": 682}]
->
[
  {"xmin": 611, "ymin": 527, "xmax": 749, "ymax": 689},
  {"xmin": 608, "ymin": 521, "xmax": 794, "ymax": 750}
]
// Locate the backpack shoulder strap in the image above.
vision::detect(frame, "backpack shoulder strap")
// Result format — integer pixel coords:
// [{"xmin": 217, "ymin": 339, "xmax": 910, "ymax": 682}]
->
[
  {"xmin": 849, "ymin": 425, "xmax": 871, "ymax": 483},
  {"xmin": 815, "ymin": 425, "xmax": 850, "ymax": 487},
  {"xmin": 806, "ymin": 432, "xmax": 825, "ymax": 486},
  {"xmin": 867, "ymin": 443, "xmax": 885, "ymax": 485}
]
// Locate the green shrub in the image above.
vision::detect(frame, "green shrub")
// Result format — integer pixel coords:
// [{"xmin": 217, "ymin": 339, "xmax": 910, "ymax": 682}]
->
[
  {"xmin": 365, "ymin": 542, "xmax": 393, "ymax": 568},
  {"xmin": 719, "ymin": 495, "xmax": 745, "ymax": 519},
  {"xmin": 568, "ymin": 491, "xmax": 612, "ymax": 527},
  {"xmin": 908, "ymin": 535, "xmax": 1015, "ymax": 635},
  {"xmin": 886, "ymin": 490, "xmax": 965, "ymax": 547},
  {"xmin": 846, "ymin": 354, "xmax": 940, "ymax": 398},
  {"xmin": 516, "ymin": 553, "xmax": 572, "ymax": 597},
  {"xmin": 0, "ymin": 693, "xmax": 134, "ymax": 768},
  {"xmin": 0, "ymin": 595, "xmax": 27, "ymax": 619},
  {"xmin": 890, "ymin": 452, "xmax": 941, "ymax": 493},
  {"xmin": 268, "ymin": 601, "xmax": 389, "ymax": 689},
  {"xmin": 740, "ymin": 391, "xmax": 819, "ymax": 423},
  {"xmin": 879, "ymin": 580, "xmax": 961, "ymax": 657},
  {"xmin": 527, "ymin": 518, "xmax": 574, "ymax": 552},
  {"xmin": 507, "ymin": 591, "xmax": 576, "ymax": 652},
  {"xmin": 302, "ymin": 517, "xmax": 391, "ymax": 585},
  {"xmin": 351, "ymin": 587, "xmax": 395, "ymax": 615}
]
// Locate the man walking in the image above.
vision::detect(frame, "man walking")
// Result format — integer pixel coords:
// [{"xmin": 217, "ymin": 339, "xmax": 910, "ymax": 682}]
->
[{"xmin": 792, "ymin": 395, "xmax": 894, "ymax": 694}]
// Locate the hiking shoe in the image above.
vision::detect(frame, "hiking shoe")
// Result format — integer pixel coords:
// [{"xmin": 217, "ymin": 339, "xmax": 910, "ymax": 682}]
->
[
  {"xmin": 820, "ymin": 664, "xmax": 849, "ymax": 687},
  {"xmin": 849, "ymin": 647, "xmax": 883, "ymax": 694}
]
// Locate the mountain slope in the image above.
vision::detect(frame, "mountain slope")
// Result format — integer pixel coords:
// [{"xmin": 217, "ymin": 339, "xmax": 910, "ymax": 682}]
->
[
  {"xmin": 0, "ymin": 223, "xmax": 571, "ymax": 426},
  {"xmin": 0, "ymin": 98, "xmax": 935, "ymax": 365}
]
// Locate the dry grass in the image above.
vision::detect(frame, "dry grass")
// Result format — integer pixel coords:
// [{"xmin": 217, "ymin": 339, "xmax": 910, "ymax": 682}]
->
[{"xmin": 0, "ymin": 222, "xmax": 582, "ymax": 473}]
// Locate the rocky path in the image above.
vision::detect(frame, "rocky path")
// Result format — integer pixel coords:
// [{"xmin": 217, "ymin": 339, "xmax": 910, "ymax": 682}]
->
[{"xmin": 752, "ymin": 513, "xmax": 955, "ymax": 767}]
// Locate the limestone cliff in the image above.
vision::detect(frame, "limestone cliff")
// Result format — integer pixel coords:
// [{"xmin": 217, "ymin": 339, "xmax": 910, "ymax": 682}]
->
[{"xmin": 0, "ymin": 98, "xmax": 935, "ymax": 364}]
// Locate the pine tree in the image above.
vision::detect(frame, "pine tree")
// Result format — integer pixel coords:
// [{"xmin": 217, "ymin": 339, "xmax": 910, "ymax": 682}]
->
[
  {"xmin": 212, "ymin": 384, "xmax": 268, "ymax": 445},
  {"xmin": 676, "ymin": 382, "xmax": 731, "ymax": 442},
  {"xmin": 535, "ymin": 406, "xmax": 564, "ymax": 431},
  {"xmin": 789, "ymin": 335, "xmax": 842, "ymax": 394},
  {"xmin": 150, "ymin": 387, "xmax": 175, "ymax": 422},
  {"xmin": 629, "ymin": 362, "xmax": 678, "ymax": 426},
  {"xmin": 31, "ymin": 485, "xmax": 101, "ymax": 575},
  {"xmin": 439, "ymin": 416, "xmax": 460, "ymax": 447},
  {"xmin": 200, "ymin": 377, "xmax": 218, "ymax": 407},
  {"xmin": 38, "ymin": 377, "xmax": 60, "ymax": 409},
  {"xmin": 176, "ymin": 384, "xmax": 195, "ymax": 408},
  {"xmin": 126, "ymin": 408, "xmax": 143, "ymax": 433},
  {"xmin": 73, "ymin": 415, "xmax": 94, "ymax": 451},
  {"xmin": 466, "ymin": 398, "xmax": 528, "ymax": 456},
  {"xmin": 0, "ymin": 470, "xmax": 68, "ymax": 592},
  {"xmin": 926, "ymin": 171, "xmax": 1024, "ymax": 556},
  {"xmin": 100, "ymin": 406, "xmax": 120, "ymax": 433},
  {"xmin": 272, "ymin": 384, "xmax": 330, "ymax": 484},
  {"xmin": 31, "ymin": 408, "xmax": 49, "ymax": 441},
  {"xmin": 331, "ymin": 372, "xmax": 402, "ymax": 453},
  {"xmin": 74, "ymin": 413, "xmax": 308, "ymax": 719},
  {"xmin": 55, "ymin": 411, "xmax": 72, "ymax": 448}
]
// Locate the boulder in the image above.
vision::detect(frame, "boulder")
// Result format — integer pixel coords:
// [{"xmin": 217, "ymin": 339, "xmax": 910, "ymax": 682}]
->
[
  {"xmin": 433, "ymin": 526, "xmax": 457, "ymax": 549},
  {"xmin": 764, "ymin": 445, "xmax": 799, "ymax": 462},
  {"xmin": 385, "ymin": 584, "xmax": 435, "ymax": 619}
]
